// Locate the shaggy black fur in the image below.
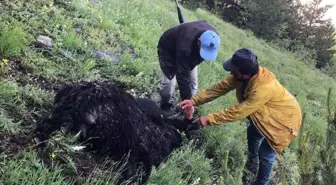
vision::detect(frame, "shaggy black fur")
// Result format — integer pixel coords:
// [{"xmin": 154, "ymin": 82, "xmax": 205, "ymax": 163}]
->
[
  {"xmin": 135, "ymin": 97, "xmax": 202, "ymax": 134},
  {"xmin": 34, "ymin": 81, "xmax": 201, "ymax": 183}
]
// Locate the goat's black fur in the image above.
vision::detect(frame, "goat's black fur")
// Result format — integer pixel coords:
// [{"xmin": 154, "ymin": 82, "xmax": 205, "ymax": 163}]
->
[
  {"xmin": 34, "ymin": 81, "xmax": 200, "ymax": 183},
  {"xmin": 134, "ymin": 97, "xmax": 202, "ymax": 133}
]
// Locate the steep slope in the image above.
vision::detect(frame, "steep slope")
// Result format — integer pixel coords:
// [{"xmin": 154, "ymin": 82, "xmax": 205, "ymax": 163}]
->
[{"xmin": 0, "ymin": 0, "xmax": 335, "ymax": 184}]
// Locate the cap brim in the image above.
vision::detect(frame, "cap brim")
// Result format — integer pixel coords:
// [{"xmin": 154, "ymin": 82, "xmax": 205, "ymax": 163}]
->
[
  {"xmin": 200, "ymin": 48, "xmax": 218, "ymax": 61},
  {"xmin": 223, "ymin": 59, "xmax": 239, "ymax": 72}
]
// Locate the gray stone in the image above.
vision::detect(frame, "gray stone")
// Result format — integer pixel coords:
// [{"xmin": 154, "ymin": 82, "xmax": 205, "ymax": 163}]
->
[
  {"xmin": 37, "ymin": 35, "xmax": 53, "ymax": 48},
  {"xmin": 93, "ymin": 49, "xmax": 120, "ymax": 64}
]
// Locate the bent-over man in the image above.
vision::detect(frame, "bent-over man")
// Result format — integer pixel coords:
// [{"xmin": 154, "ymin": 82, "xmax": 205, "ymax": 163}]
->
[{"xmin": 158, "ymin": 20, "xmax": 220, "ymax": 110}]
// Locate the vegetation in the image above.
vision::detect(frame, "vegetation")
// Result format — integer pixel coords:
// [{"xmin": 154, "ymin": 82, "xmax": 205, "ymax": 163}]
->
[
  {"xmin": 0, "ymin": 25, "xmax": 28, "ymax": 58},
  {"xmin": 181, "ymin": 0, "xmax": 336, "ymax": 70},
  {"xmin": 0, "ymin": 0, "xmax": 335, "ymax": 184}
]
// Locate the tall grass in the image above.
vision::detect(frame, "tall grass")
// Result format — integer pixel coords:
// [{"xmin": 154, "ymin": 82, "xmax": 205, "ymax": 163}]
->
[
  {"xmin": 0, "ymin": 25, "xmax": 28, "ymax": 57},
  {"xmin": 147, "ymin": 143, "xmax": 213, "ymax": 185},
  {"xmin": 0, "ymin": 150, "xmax": 70, "ymax": 185},
  {"xmin": 0, "ymin": 0, "xmax": 336, "ymax": 184}
]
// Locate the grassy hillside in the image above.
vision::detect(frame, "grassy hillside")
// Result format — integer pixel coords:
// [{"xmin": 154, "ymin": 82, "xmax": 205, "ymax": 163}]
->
[{"xmin": 1, "ymin": 0, "xmax": 336, "ymax": 184}]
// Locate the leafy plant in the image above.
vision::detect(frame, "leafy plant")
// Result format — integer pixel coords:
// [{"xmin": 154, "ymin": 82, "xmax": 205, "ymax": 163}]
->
[
  {"xmin": 297, "ymin": 113, "xmax": 322, "ymax": 184},
  {"xmin": 202, "ymin": 124, "xmax": 246, "ymax": 185},
  {"xmin": 0, "ymin": 80, "xmax": 26, "ymax": 119},
  {"xmin": 0, "ymin": 109, "xmax": 22, "ymax": 134},
  {"xmin": 310, "ymin": 88, "xmax": 336, "ymax": 185},
  {"xmin": 0, "ymin": 25, "xmax": 27, "ymax": 57},
  {"xmin": 62, "ymin": 31, "xmax": 83, "ymax": 51}
]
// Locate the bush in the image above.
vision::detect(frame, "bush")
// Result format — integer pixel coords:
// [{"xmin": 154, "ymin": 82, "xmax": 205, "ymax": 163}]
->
[
  {"xmin": 310, "ymin": 89, "xmax": 336, "ymax": 185},
  {"xmin": 0, "ymin": 109, "xmax": 22, "ymax": 135},
  {"xmin": 0, "ymin": 25, "xmax": 27, "ymax": 57},
  {"xmin": 62, "ymin": 31, "xmax": 83, "ymax": 51}
]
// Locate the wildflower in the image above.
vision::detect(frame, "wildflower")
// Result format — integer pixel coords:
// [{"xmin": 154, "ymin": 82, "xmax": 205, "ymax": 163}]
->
[
  {"xmin": 1, "ymin": 58, "xmax": 9, "ymax": 65},
  {"xmin": 50, "ymin": 152, "xmax": 56, "ymax": 159}
]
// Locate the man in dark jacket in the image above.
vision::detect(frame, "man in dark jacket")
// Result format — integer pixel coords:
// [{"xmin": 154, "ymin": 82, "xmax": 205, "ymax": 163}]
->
[{"xmin": 157, "ymin": 20, "xmax": 220, "ymax": 109}]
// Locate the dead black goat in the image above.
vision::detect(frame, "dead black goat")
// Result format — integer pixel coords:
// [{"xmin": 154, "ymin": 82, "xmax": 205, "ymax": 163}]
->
[{"xmin": 34, "ymin": 81, "xmax": 201, "ymax": 183}]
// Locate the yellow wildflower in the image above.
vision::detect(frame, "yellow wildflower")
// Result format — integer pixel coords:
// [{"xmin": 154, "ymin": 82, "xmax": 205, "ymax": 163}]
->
[
  {"xmin": 50, "ymin": 152, "xmax": 56, "ymax": 159},
  {"xmin": 1, "ymin": 59, "xmax": 8, "ymax": 65}
]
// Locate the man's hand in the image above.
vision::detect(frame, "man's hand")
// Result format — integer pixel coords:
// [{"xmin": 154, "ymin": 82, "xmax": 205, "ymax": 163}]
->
[
  {"xmin": 180, "ymin": 100, "xmax": 195, "ymax": 120},
  {"xmin": 192, "ymin": 116, "xmax": 208, "ymax": 126},
  {"xmin": 180, "ymin": 99, "xmax": 194, "ymax": 109},
  {"xmin": 183, "ymin": 106, "xmax": 194, "ymax": 120}
]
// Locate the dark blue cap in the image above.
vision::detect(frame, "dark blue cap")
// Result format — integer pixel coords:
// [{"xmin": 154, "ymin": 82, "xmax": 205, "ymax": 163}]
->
[{"xmin": 223, "ymin": 48, "xmax": 258, "ymax": 72}]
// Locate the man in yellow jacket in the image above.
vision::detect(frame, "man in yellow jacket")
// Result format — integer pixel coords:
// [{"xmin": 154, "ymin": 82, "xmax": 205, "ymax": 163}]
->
[{"xmin": 180, "ymin": 48, "xmax": 302, "ymax": 185}]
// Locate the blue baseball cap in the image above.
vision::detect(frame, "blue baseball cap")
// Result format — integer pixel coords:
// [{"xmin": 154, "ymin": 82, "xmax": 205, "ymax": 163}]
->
[{"xmin": 199, "ymin": 30, "xmax": 220, "ymax": 61}]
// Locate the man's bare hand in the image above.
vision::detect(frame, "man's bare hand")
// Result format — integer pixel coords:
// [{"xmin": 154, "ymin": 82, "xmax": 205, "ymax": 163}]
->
[
  {"xmin": 192, "ymin": 116, "xmax": 208, "ymax": 126},
  {"xmin": 180, "ymin": 100, "xmax": 195, "ymax": 120},
  {"xmin": 180, "ymin": 100, "xmax": 194, "ymax": 109},
  {"xmin": 183, "ymin": 106, "xmax": 194, "ymax": 120}
]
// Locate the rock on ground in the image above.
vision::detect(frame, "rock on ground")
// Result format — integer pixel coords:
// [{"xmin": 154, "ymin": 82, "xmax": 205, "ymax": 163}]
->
[
  {"xmin": 93, "ymin": 49, "xmax": 120, "ymax": 64},
  {"xmin": 36, "ymin": 35, "xmax": 53, "ymax": 49}
]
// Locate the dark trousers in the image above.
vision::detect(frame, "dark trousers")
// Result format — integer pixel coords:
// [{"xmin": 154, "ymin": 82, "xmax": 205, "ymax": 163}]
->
[
  {"xmin": 246, "ymin": 123, "xmax": 276, "ymax": 185},
  {"xmin": 157, "ymin": 48, "xmax": 198, "ymax": 106}
]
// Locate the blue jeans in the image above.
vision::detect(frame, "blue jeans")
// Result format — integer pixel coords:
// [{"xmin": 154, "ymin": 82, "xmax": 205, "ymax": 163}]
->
[{"xmin": 247, "ymin": 123, "xmax": 276, "ymax": 185}]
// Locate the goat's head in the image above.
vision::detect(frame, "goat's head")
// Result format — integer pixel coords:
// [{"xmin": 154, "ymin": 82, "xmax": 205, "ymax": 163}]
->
[{"xmin": 165, "ymin": 116, "xmax": 202, "ymax": 138}]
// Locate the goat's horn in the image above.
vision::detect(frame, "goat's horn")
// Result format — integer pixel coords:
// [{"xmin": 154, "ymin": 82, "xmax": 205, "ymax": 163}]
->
[{"xmin": 34, "ymin": 137, "xmax": 41, "ymax": 144}]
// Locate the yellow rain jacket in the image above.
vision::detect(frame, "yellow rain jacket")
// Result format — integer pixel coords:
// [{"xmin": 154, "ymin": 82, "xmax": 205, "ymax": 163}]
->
[{"xmin": 191, "ymin": 67, "xmax": 302, "ymax": 154}]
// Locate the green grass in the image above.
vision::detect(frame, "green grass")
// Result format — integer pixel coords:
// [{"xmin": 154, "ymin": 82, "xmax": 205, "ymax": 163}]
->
[
  {"xmin": 147, "ymin": 143, "xmax": 213, "ymax": 185},
  {"xmin": 1, "ymin": 149, "xmax": 69, "ymax": 185},
  {"xmin": 0, "ymin": 25, "xmax": 28, "ymax": 57},
  {"xmin": 0, "ymin": 0, "xmax": 335, "ymax": 184}
]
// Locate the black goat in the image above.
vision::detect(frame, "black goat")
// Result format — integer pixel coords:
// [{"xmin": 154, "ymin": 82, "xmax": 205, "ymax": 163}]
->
[
  {"xmin": 135, "ymin": 97, "xmax": 202, "ymax": 136},
  {"xmin": 34, "ymin": 81, "xmax": 200, "ymax": 183}
]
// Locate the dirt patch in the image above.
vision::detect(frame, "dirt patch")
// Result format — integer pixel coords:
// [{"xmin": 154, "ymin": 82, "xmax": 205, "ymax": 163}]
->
[
  {"xmin": 0, "ymin": 131, "xmax": 32, "ymax": 155},
  {"xmin": 3, "ymin": 56, "xmax": 63, "ymax": 92},
  {"xmin": 17, "ymin": 74, "xmax": 63, "ymax": 92}
]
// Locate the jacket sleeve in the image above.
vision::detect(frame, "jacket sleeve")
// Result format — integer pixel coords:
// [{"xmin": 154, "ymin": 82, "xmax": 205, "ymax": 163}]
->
[
  {"xmin": 192, "ymin": 74, "xmax": 237, "ymax": 106},
  {"xmin": 175, "ymin": 51, "xmax": 192, "ymax": 100},
  {"xmin": 206, "ymin": 83, "xmax": 273, "ymax": 125}
]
